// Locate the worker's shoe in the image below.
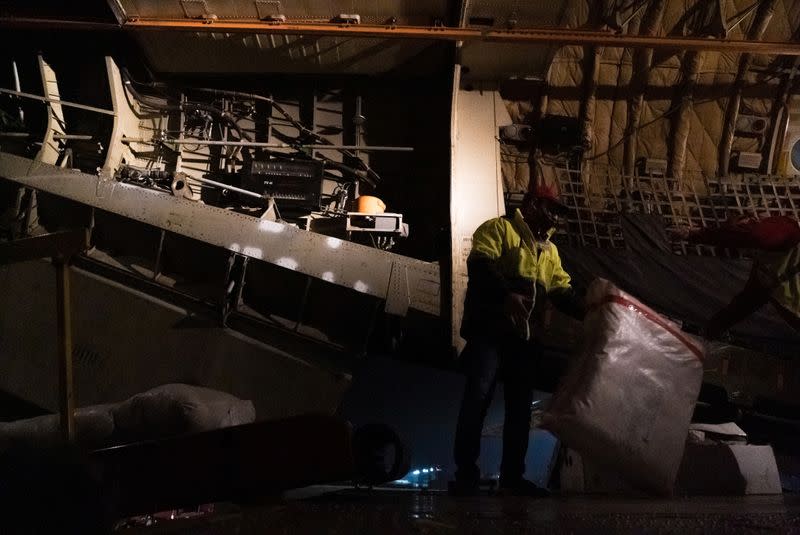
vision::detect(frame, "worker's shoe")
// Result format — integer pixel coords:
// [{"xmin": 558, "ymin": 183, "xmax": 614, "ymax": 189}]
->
[
  {"xmin": 497, "ymin": 478, "xmax": 551, "ymax": 498},
  {"xmin": 448, "ymin": 479, "xmax": 480, "ymax": 497}
]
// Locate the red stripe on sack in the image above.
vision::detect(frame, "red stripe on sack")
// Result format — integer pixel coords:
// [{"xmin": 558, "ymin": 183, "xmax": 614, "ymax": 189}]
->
[{"xmin": 593, "ymin": 295, "xmax": 705, "ymax": 362}]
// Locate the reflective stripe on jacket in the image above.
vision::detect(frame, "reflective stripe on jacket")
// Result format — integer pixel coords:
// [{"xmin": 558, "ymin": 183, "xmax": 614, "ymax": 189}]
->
[{"xmin": 755, "ymin": 242, "xmax": 800, "ymax": 319}]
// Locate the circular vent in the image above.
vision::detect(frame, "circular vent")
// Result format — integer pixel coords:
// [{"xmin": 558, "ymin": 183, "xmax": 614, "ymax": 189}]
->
[
  {"xmin": 752, "ymin": 118, "xmax": 767, "ymax": 132},
  {"xmin": 791, "ymin": 140, "xmax": 800, "ymax": 173}
]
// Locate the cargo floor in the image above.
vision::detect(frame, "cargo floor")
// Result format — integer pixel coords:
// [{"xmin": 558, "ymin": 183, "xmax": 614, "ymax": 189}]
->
[{"xmin": 119, "ymin": 487, "xmax": 800, "ymax": 534}]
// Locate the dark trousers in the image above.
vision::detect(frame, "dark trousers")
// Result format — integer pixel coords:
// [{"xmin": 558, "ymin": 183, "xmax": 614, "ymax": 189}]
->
[{"xmin": 453, "ymin": 336, "xmax": 537, "ymax": 484}]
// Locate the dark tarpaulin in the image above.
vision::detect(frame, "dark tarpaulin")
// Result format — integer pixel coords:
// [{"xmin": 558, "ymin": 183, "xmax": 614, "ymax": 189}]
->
[{"xmin": 556, "ymin": 214, "xmax": 800, "ymax": 358}]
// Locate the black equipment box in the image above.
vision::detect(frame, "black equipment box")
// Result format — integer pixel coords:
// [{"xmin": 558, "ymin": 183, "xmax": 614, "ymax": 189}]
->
[{"xmin": 244, "ymin": 159, "xmax": 324, "ymax": 209}]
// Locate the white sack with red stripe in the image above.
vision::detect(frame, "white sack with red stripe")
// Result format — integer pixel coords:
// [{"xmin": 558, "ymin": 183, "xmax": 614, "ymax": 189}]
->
[{"xmin": 541, "ymin": 278, "xmax": 704, "ymax": 495}]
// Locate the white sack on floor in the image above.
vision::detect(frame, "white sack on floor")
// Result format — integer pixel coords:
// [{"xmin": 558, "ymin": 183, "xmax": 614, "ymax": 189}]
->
[
  {"xmin": 0, "ymin": 384, "xmax": 256, "ymax": 450},
  {"xmin": 0, "ymin": 404, "xmax": 116, "ymax": 450},
  {"xmin": 112, "ymin": 384, "xmax": 256, "ymax": 440},
  {"xmin": 541, "ymin": 278, "xmax": 704, "ymax": 495}
]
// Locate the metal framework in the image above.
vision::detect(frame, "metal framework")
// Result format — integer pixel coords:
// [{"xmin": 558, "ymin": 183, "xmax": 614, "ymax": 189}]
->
[
  {"xmin": 92, "ymin": 20, "xmax": 800, "ymax": 55},
  {"xmin": 4, "ymin": 16, "xmax": 800, "ymax": 55},
  {"xmin": 1, "ymin": 55, "xmax": 439, "ymax": 322},
  {"xmin": 555, "ymin": 165, "xmax": 800, "ymax": 257},
  {"xmin": 0, "ymin": 152, "xmax": 440, "ymax": 317}
]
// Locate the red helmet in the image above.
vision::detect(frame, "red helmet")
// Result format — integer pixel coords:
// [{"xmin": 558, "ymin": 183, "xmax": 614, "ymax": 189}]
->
[{"xmin": 530, "ymin": 181, "xmax": 568, "ymax": 214}]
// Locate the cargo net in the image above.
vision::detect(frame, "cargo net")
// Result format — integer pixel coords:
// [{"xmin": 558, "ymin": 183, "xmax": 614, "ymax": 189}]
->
[{"xmin": 548, "ymin": 164, "xmax": 800, "ymax": 257}]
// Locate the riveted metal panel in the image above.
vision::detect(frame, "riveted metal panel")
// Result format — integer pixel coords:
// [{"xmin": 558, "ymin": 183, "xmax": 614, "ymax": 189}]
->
[
  {"xmin": 385, "ymin": 263, "xmax": 409, "ymax": 316},
  {"xmin": 0, "ymin": 152, "xmax": 440, "ymax": 317}
]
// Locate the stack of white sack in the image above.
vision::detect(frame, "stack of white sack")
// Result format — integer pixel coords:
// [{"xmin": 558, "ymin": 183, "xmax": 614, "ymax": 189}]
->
[{"xmin": 541, "ymin": 278, "xmax": 705, "ymax": 496}]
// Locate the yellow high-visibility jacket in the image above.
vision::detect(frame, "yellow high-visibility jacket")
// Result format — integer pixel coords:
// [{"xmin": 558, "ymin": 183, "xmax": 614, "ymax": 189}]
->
[
  {"xmin": 755, "ymin": 243, "xmax": 800, "ymax": 321},
  {"xmin": 460, "ymin": 208, "xmax": 581, "ymax": 340}
]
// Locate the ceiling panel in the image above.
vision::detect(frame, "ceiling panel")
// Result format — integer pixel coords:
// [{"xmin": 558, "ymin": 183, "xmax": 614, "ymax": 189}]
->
[
  {"xmin": 462, "ymin": 0, "xmax": 567, "ymax": 28},
  {"xmin": 110, "ymin": 0, "xmax": 455, "ymax": 74},
  {"xmin": 136, "ymin": 32, "xmax": 447, "ymax": 74},
  {"xmin": 457, "ymin": 1, "xmax": 569, "ymax": 81},
  {"xmin": 112, "ymin": 0, "xmax": 451, "ymax": 24}
]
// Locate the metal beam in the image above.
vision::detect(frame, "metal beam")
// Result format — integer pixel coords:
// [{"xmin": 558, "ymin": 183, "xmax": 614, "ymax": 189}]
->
[
  {"xmin": 3, "ymin": 16, "xmax": 800, "ymax": 55},
  {"xmin": 669, "ymin": 45, "xmax": 706, "ymax": 182},
  {"xmin": 37, "ymin": 56, "xmax": 67, "ymax": 165},
  {"xmin": 115, "ymin": 19, "xmax": 800, "ymax": 55},
  {"xmin": 670, "ymin": 0, "xmax": 731, "ymax": 182},
  {"xmin": 624, "ymin": 0, "xmax": 667, "ymax": 175},
  {"xmin": 0, "ymin": 152, "xmax": 440, "ymax": 317},
  {"xmin": 719, "ymin": 0, "xmax": 777, "ymax": 177},
  {"xmin": 55, "ymin": 260, "xmax": 75, "ymax": 442},
  {"xmin": 0, "ymin": 17, "xmax": 119, "ymax": 31},
  {"xmin": 121, "ymin": 137, "xmax": 414, "ymax": 151},
  {"xmin": 0, "ymin": 88, "xmax": 115, "ymax": 116}
]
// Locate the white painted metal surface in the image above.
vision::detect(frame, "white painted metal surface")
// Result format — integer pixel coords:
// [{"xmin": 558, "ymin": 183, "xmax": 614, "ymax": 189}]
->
[
  {"xmin": 0, "ymin": 260, "xmax": 351, "ymax": 418},
  {"xmin": 36, "ymin": 57, "xmax": 66, "ymax": 165},
  {"xmin": 449, "ymin": 67, "xmax": 511, "ymax": 351},
  {"xmin": 0, "ymin": 152, "xmax": 440, "ymax": 317},
  {"xmin": 103, "ymin": 57, "xmax": 168, "ymax": 175}
]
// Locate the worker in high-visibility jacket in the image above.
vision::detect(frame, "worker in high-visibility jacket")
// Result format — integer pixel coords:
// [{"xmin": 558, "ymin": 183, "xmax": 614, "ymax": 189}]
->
[
  {"xmin": 678, "ymin": 214, "xmax": 800, "ymax": 336},
  {"xmin": 452, "ymin": 184, "xmax": 584, "ymax": 497}
]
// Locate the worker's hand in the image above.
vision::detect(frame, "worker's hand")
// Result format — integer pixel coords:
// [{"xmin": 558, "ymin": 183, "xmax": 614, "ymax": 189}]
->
[{"xmin": 504, "ymin": 292, "xmax": 531, "ymax": 329}]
